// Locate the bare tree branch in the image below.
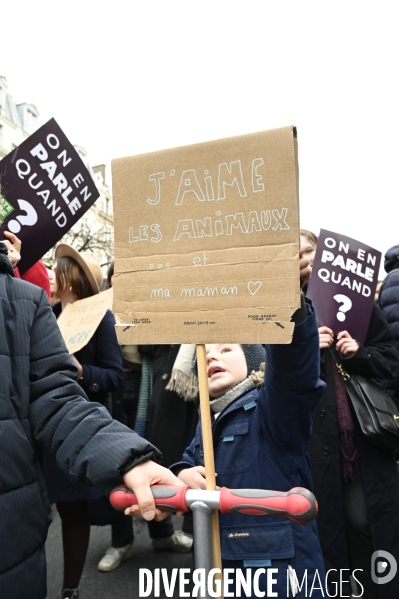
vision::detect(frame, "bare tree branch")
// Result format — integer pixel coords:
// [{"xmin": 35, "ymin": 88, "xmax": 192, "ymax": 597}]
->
[{"xmin": 44, "ymin": 217, "xmax": 114, "ymax": 269}]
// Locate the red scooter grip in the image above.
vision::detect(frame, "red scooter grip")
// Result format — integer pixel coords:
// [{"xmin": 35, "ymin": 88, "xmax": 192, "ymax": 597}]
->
[
  {"xmin": 109, "ymin": 484, "xmax": 191, "ymax": 512},
  {"xmin": 219, "ymin": 487, "xmax": 318, "ymax": 523}
]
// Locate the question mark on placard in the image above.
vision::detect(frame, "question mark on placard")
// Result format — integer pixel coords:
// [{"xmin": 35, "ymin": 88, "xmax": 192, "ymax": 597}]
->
[
  {"xmin": 7, "ymin": 199, "xmax": 38, "ymax": 233},
  {"xmin": 333, "ymin": 294, "xmax": 353, "ymax": 322}
]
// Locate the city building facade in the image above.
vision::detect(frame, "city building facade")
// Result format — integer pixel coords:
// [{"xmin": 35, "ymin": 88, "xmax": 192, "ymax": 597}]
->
[{"xmin": 0, "ymin": 75, "xmax": 114, "ymax": 276}]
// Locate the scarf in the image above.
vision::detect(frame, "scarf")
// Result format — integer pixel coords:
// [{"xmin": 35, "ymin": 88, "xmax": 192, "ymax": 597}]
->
[
  {"xmin": 210, "ymin": 377, "xmax": 255, "ymax": 416},
  {"xmin": 332, "ymin": 361, "xmax": 359, "ymax": 482},
  {"xmin": 134, "ymin": 354, "xmax": 153, "ymax": 438},
  {"xmin": 165, "ymin": 344, "xmax": 199, "ymax": 401},
  {"xmin": 208, "ymin": 364, "xmax": 264, "ymax": 415},
  {"xmin": 0, "ymin": 242, "xmax": 14, "ymax": 276}
]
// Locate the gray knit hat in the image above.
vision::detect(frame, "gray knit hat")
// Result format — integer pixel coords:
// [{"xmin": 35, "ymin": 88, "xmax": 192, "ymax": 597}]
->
[
  {"xmin": 192, "ymin": 344, "xmax": 266, "ymax": 378},
  {"xmin": 241, "ymin": 344, "xmax": 266, "ymax": 375}
]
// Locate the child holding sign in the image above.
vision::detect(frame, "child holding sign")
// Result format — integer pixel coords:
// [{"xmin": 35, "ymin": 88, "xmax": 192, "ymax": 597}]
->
[{"xmin": 170, "ymin": 255, "xmax": 328, "ymax": 598}]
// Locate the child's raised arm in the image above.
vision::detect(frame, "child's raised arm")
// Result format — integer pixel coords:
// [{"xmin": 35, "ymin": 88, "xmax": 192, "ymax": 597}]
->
[{"xmin": 256, "ymin": 295, "xmax": 326, "ymax": 457}]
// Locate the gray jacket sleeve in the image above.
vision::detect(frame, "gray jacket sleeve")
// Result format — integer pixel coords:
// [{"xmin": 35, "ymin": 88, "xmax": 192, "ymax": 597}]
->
[{"xmin": 28, "ymin": 291, "xmax": 161, "ymax": 494}]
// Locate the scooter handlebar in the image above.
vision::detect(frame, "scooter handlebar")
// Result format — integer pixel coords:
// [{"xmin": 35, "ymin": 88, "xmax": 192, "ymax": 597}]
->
[
  {"xmin": 109, "ymin": 484, "xmax": 317, "ymax": 523},
  {"xmin": 219, "ymin": 487, "xmax": 317, "ymax": 523},
  {"xmin": 109, "ymin": 484, "xmax": 191, "ymax": 512}
]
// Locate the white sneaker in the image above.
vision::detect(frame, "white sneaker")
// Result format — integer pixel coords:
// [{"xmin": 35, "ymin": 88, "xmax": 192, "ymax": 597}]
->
[
  {"xmin": 97, "ymin": 543, "xmax": 135, "ymax": 572},
  {"xmin": 152, "ymin": 530, "xmax": 193, "ymax": 553},
  {"xmin": 60, "ymin": 590, "xmax": 79, "ymax": 599}
]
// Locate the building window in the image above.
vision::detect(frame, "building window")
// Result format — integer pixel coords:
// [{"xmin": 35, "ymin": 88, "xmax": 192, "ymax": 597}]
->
[{"xmin": 105, "ymin": 197, "xmax": 111, "ymax": 216}]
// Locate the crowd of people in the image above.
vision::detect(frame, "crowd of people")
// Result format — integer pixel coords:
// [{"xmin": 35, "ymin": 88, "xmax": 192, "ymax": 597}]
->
[{"xmin": 1, "ymin": 226, "xmax": 399, "ymax": 599}]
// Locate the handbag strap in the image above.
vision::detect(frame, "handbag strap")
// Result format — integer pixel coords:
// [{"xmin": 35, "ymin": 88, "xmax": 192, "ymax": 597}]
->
[{"xmin": 328, "ymin": 346, "xmax": 350, "ymax": 380}]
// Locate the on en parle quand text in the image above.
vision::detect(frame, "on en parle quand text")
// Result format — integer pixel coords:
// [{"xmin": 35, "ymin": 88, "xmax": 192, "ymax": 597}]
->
[{"xmin": 139, "ymin": 567, "xmax": 365, "ymax": 597}]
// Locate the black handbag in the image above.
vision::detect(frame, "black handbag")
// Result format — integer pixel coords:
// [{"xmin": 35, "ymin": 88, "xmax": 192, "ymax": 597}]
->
[{"xmin": 330, "ymin": 348, "xmax": 399, "ymax": 451}]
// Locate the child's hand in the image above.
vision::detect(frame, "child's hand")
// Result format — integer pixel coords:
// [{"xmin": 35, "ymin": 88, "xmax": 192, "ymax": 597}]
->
[
  {"xmin": 336, "ymin": 331, "xmax": 359, "ymax": 358},
  {"xmin": 178, "ymin": 466, "xmax": 214, "ymax": 490},
  {"xmin": 318, "ymin": 326, "xmax": 334, "ymax": 349}
]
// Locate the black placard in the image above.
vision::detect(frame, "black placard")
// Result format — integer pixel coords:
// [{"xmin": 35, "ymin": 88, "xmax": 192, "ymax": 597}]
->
[
  {"xmin": 306, "ymin": 229, "xmax": 381, "ymax": 344},
  {"xmin": 0, "ymin": 118, "xmax": 99, "ymax": 273}
]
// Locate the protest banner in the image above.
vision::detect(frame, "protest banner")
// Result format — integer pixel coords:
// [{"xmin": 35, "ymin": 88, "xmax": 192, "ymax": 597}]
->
[
  {"xmin": 0, "ymin": 118, "xmax": 99, "ymax": 274},
  {"xmin": 306, "ymin": 229, "xmax": 381, "ymax": 344},
  {"xmin": 112, "ymin": 126, "xmax": 301, "ymax": 345},
  {"xmin": 57, "ymin": 288, "xmax": 113, "ymax": 354}
]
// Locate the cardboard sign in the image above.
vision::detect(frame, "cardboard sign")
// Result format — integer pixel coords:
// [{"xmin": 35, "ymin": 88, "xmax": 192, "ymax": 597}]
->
[
  {"xmin": 0, "ymin": 119, "xmax": 99, "ymax": 274},
  {"xmin": 112, "ymin": 126, "xmax": 301, "ymax": 344},
  {"xmin": 57, "ymin": 288, "xmax": 113, "ymax": 354},
  {"xmin": 306, "ymin": 229, "xmax": 381, "ymax": 344}
]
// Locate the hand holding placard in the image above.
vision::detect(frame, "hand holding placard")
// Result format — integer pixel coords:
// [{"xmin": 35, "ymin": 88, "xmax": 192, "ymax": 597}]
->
[
  {"xmin": 335, "ymin": 330, "xmax": 359, "ymax": 358},
  {"xmin": 2, "ymin": 231, "xmax": 21, "ymax": 267}
]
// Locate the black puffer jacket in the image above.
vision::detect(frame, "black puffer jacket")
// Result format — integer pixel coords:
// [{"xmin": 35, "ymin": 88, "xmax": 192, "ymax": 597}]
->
[
  {"xmin": 379, "ymin": 244, "xmax": 399, "ymax": 343},
  {"xmin": 0, "ymin": 253, "xmax": 161, "ymax": 599}
]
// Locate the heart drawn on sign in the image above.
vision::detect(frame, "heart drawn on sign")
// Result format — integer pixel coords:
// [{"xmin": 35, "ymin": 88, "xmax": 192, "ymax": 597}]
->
[{"xmin": 248, "ymin": 281, "xmax": 262, "ymax": 295}]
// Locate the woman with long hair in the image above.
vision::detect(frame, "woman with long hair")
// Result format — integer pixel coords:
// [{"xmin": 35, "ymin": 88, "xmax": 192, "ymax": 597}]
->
[
  {"xmin": 301, "ymin": 229, "xmax": 399, "ymax": 599},
  {"xmin": 43, "ymin": 244, "xmax": 123, "ymax": 599}
]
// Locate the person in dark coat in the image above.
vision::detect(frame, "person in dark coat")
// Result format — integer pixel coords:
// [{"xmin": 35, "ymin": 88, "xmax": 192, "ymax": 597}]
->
[
  {"xmin": 43, "ymin": 244, "xmax": 125, "ymax": 597},
  {"xmin": 378, "ymin": 245, "xmax": 399, "ymax": 399},
  {"xmin": 0, "ymin": 240, "xmax": 184, "ymax": 599},
  {"xmin": 96, "ymin": 269, "xmax": 193, "ymax": 573},
  {"xmin": 145, "ymin": 344, "xmax": 199, "ymax": 543},
  {"xmin": 379, "ymin": 244, "xmax": 399, "ymax": 344},
  {"xmin": 301, "ymin": 230, "xmax": 399, "ymax": 598},
  {"xmin": 149, "ymin": 344, "xmax": 199, "ymax": 468},
  {"xmin": 96, "ymin": 262, "xmax": 140, "ymax": 572}
]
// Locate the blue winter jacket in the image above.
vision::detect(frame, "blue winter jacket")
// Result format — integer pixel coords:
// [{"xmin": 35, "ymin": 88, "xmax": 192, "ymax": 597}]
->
[{"xmin": 171, "ymin": 301, "xmax": 327, "ymax": 598}]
